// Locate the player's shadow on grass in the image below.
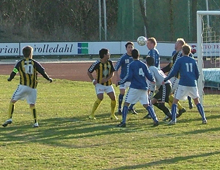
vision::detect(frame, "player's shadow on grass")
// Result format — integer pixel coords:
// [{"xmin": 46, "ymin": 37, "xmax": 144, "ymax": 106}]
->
[
  {"xmin": 0, "ymin": 116, "xmax": 132, "ymax": 148},
  {"xmin": 106, "ymin": 151, "xmax": 220, "ymax": 170}
]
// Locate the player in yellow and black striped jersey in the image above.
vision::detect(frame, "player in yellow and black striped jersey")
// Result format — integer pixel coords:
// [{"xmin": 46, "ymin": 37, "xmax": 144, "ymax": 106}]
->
[
  {"xmin": 2, "ymin": 46, "xmax": 52, "ymax": 128},
  {"xmin": 87, "ymin": 48, "xmax": 118, "ymax": 120}
]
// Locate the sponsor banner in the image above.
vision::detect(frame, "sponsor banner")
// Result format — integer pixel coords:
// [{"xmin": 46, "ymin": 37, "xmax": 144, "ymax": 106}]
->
[
  {"xmin": 0, "ymin": 42, "xmax": 219, "ymax": 57},
  {"xmin": 0, "ymin": 43, "xmax": 20, "ymax": 56},
  {"xmin": 20, "ymin": 42, "xmax": 77, "ymax": 55}
]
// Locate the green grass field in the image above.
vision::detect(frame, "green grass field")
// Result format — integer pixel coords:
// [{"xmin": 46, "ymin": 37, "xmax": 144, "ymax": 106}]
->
[{"xmin": 0, "ymin": 75, "xmax": 220, "ymax": 170}]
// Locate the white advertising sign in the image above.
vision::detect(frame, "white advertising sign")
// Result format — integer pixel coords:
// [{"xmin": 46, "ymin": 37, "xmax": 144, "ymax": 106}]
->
[{"xmin": 0, "ymin": 43, "xmax": 20, "ymax": 56}]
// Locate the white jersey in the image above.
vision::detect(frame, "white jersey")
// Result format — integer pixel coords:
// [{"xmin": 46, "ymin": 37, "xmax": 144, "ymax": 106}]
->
[{"xmin": 148, "ymin": 66, "xmax": 171, "ymax": 91}]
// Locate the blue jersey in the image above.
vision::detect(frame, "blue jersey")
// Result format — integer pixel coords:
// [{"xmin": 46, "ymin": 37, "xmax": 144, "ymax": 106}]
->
[
  {"xmin": 119, "ymin": 60, "xmax": 154, "ymax": 90},
  {"xmin": 164, "ymin": 56, "xmax": 199, "ymax": 87},
  {"xmin": 148, "ymin": 48, "xmax": 160, "ymax": 68},
  {"xmin": 114, "ymin": 53, "xmax": 133, "ymax": 79}
]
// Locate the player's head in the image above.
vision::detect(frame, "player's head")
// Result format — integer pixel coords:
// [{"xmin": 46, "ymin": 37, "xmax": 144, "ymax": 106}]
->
[
  {"xmin": 182, "ymin": 44, "xmax": 191, "ymax": 56},
  {"xmin": 22, "ymin": 46, "xmax": 33, "ymax": 58},
  {"xmin": 131, "ymin": 49, "xmax": 139, "ymax": 59},
  {"xmin": 125, "ymin": 41, "xmax": 134, "ymax": 56},
  {"xmin": 146, "ymin": 56, "xmax": 154, "ymax": 66},
  {"xmin": 175, "ymin": 38, "xmax": 185, "ymax": 51},
  {"xmin": 99, "ymin": 48, "xmax": 110, "ymax": 59},
  {"xmin": 147, "ymin": 37, "xmax": 157, "ymax": 50}
]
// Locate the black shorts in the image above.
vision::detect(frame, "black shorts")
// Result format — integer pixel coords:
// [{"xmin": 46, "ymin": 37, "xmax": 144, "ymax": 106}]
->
[{"xmin": 153, "ymin": 83, "xmax": 171, "ymax": 102}]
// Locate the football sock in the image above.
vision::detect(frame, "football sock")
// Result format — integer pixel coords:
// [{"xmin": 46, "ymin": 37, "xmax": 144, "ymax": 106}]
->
[
  {"xmin": 171, "ymin": 104, "xmax": 177, "ymax": 121},
  {"xmin": 128, "ymin": 104, "xmax": 135, "ymax": 110},
  {"xmin": 118, "ymin": 94, "xmax": 124, "ymax": 110},
  {"xmin": 30, "ymin": 106, "xmax": 37, "ymax": 123},
  {"xmin": 196, "ymin": 103, "xmax": 206, "ymax": 120},
  {"xmin": 111, "ymin": 100, "xmax": 116, "ymax": 115},
  {"xmin": 8, "ymin": 102, "xmax": 14, "ymax": 119},
  {"xmin": 122, "ymin": 105, "xmax": 128, "ymax": 124},
  {"xmin": 91, "ymin": 98, "xmax": 102, "ymax": 116},
  {"xmin": 154, "ymin": 103, "xmax": 171, "ymax": 118},
  {"xmin": 146, "ymin": 106, "xmax": 158, "ymax": 122}
]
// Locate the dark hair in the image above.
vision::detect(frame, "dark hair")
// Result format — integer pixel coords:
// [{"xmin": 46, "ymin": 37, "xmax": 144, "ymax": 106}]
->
[
  {"xmin": 22, "ymin": 46, "xmax": 33, "ymax": 58},
  {"xmin": 131, "ymin": 49, "xmax": 139, "ymax": 59},
  {"xmin": 99, "ymin": 48, "xmax": 108, "ymax": 59},
  {"xmin": 182, "ymin": 44, "xmax": 191, "ymax": 56},
  {"xmin": 146, "ymin": 56, "xmax": 154, "ymax": 66},
  {"xmin": 125, "ymin": 41, "xmax": 134, "ymax": 48}
]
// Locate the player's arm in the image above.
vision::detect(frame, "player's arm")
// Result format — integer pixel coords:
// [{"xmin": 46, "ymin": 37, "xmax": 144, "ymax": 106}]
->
[
  {"xmin": 114, "ymin": 57, "xmax": 122, "ymax": 82},
  {"xmin": 118, "ymin": 65, "xmax": 131, "ymax": 85},
  {"xmin": 8, "ymin": 62, "xmax": 20, "ymax": 81},
  {"xmin": 194, "ymin": 62, "xmax": 200, "ymax": 80},
  {"xmin": 35, "ymin": 62, "xmax": 52, "ymax": 82}
]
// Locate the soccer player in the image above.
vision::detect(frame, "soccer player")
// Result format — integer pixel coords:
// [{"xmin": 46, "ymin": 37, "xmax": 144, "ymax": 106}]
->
[
  {"xmin": 161, "ymin": 38, "xmax": 187, "ymax": 118},
  {"xmin": 116, "ymin": 49, "xmax": 158, "ymax": 127},
  {"xmin": 2, "ymin": 46, "xmax": 53, "ymax": 128},
  {"xmin": 163, "ymin": 44, "xmax": 207, "ymax": 125},
  {"xmin": 146, "ymin": 37, "xmax": 160, "ymax": 68},
  {"xmin": 145, "ymin": 56, "xmax": 172, "ymax": 120},
  {"xmin": 114, "ymin": 41, "xmax": 137, "ymax": 115},
  {"xmin": 87, "ymin": 48, "xmax": 118, "ymax": 120}
]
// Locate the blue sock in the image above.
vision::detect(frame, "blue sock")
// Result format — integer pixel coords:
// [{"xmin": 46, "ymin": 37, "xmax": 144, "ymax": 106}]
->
[
  {"xmin": 122, "ymin": 106, "xmax": 128, "ymax": 124},
  {"xmin": 196, "ymin": 103, "xmax": 206, "ymax": 120},
  {"xmin": 128, "ymin": 104, "xmax": 135, "ymax": 110},
  {"xmin": 146, "ymin": 106, "xmax": 158, "ymax": 122},
  {"xmin": 118, "ymin": 94, "xmax": 124, "ymax": 110},
  {"xmin": 171, "ymin": 104, "xmax": 177, "ymax": 121}
]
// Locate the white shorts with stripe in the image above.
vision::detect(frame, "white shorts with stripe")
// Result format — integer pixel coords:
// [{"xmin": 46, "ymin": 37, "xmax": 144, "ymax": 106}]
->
[
  {"xmin": 12, "ymin": 85, "xmax": 37, "ymax": 104},
  {"xmin": 174, "ymin": 85, "xmax": 199, "ymax": 100},
  {"xmin": 95, "ymin": 83, "xmax": 115, "ymax": 95},
  {"xmin": 119, "ymin": 82, "xmax": 131, "ymax": 90},
  {"xmin": 125, "ymin": 88, "xmax": 149, "ymax": 105},
  {"xmin": 170, "ymin": 77, "xmax": 179, "ymax": 93}
]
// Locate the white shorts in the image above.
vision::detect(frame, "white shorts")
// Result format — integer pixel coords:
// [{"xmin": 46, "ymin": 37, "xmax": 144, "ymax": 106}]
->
[
  {"xmin": 170, "ymin": 77, "xmax": 179, "ymax": 93},
  {"xmin": 125, "ymin": 88, "xmax": 149, "ymax": 105},
  {"xmin": 12, "ymin": 85, "xmax": 37, "ymax": 104},
  {"xmin": 95, "ymin": 83, "xmax": 115, "ymax": 95},
  {"xmin": 174, "ymin": 85, "xmax": 199, "ymax": 100},
  {"xmin": 119, "ymin": 82, "xmax": 131, "ymax": 90}
]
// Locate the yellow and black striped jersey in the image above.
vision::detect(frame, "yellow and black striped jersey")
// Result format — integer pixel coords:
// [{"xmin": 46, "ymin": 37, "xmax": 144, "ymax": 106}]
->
[
  {"xmin": 9, "ymin": 58, "xmax": 51, "ymax": 88},
  {"xmin": 88, "ymin": 60, "xmax": 115, "ymax": 86}
]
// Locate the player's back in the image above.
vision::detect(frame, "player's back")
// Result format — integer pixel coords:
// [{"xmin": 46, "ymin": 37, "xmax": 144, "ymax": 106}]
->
[
  {"xmin": 149, "ymin": 66, "xmax": 169, "ymax": 87},
  {"xmin": 148, "ymin": 48, "xmax": 160, "ymax": 68},
  {"xmin": 114, "ymin": 53, "xmax": 133, "ymax": 79},
  {"xmin": 177, "ymin": 56, "xmax": 199, "ymax": 87},
  {"xmin": 129, "ymin": 60, "xmax": 153, "ymax": 90}
]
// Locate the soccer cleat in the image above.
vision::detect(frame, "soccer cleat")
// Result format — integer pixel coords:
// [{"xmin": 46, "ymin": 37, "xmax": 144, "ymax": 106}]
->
[
  {"xmin": 33, "ymin": 122, "xmax": 39, "ymax": 128},
  {"xmin": 202, "ymin": 119, "xmax": 207, "ymax": 124},
  {"xmin": 168, "ymin": 120, "xmax": 176, "ymax": 125},
  {"xmin": 2, "ymin": 119, "xmax": 12, "ymax": 127},
  {"xmin": 189, "ymin": 103, "xmax": 193, "ymax": 109},
  {"xmin": 117, "ymin": 122, "xmax": 126, "ymax": 127},
  {"xmin": 110, "ymin": 114, "xmax": 118, "ymax": 120},
  {"xmin": 153, "ymin": 121, "xmax": 159, "ymax": 126},
  {"xmin": 176, "ymin": 108, "xmax": 186, "ymax": 118},
  {"xmin": 89, "ymin": 115, "xmax": 96, "ymax": 120},
  {"xmin": 128, "ymin": 108, "xmax": 138, "ymax": 115},
  {"xmin": 143, "ymin": 113, "xmax": 151, "ymax": 119},
  {"xmin": 117, "ymin": 109, "xmax": 122, "ymax": 115}
]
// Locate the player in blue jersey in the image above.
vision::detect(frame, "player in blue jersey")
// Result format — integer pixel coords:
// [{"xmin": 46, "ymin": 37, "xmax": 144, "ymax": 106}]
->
[
  {"xmin": 163, "ymin": 44, "xmax": 207, "ymax": 125},
  {"xmin": 146, "ymin": 37, "xmax": 160, "ymax": 68},
  {"xmin": 116, "ymin": 49, "xmax": 159, "ymax": 127},
  {"xmin": 114, "ymin": 42, "xmax": 137, "ymax": 115}
]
